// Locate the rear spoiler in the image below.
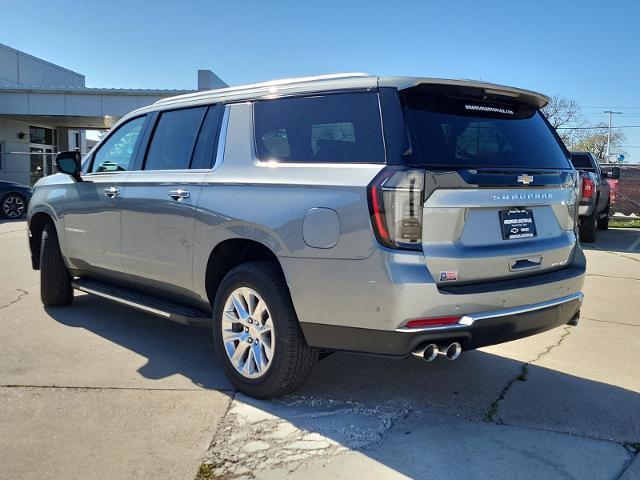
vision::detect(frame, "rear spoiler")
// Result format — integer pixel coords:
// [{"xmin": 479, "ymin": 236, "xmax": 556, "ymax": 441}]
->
[{"xmin": 379, "ymin": 77, "xmax": 549, "ymax": 109}]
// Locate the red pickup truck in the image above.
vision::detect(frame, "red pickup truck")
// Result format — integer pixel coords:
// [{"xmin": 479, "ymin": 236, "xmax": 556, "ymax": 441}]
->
[{"xmin": 602, "ymin": 165, "xmax": 640, "ymax": 217}]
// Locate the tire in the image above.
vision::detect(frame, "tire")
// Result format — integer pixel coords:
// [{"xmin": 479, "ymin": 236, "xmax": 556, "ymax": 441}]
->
[
  {"xmin": 597, "ymin": 202, "xmax": 610, "ymax": 230},
  {"xmin": 212, "ymin": 261, "xmax": 318, "ymax": 398},
  {"xmin": 579, "ymin": 211, "xmax": 597, "ymax": 243},
  {"xmin": 40, "ymin": 223, "xmax": 73, "ymax": 306},
  {"xmin": 1, "ymin": 193, "xmax": 26, "ymax": 219}
]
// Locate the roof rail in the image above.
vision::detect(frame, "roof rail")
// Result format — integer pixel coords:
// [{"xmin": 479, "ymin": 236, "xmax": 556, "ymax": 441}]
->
[{"xmin": 153, "ymin": 72, "xmax": 371, "ymax": 105}]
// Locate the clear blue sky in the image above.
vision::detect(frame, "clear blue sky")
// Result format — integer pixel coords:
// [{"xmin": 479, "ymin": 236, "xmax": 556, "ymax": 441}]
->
[{"xmin": 3, "ymin": 0, "xmax": 640, "ymax": 161}]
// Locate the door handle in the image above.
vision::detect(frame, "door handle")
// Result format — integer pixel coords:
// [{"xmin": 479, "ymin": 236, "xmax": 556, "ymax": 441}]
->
[
  {"xmin": 168, "ymin": 189, "xmax": 190, "ymax": 201},
  {"xmin": 104, "ymin": 186, "xmax": 120, "ymax": 198}
]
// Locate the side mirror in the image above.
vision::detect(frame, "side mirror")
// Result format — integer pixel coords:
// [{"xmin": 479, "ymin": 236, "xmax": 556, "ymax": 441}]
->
[{"xmin": 55, "ymin": 151, "xmax": 82, "ymax": 182}]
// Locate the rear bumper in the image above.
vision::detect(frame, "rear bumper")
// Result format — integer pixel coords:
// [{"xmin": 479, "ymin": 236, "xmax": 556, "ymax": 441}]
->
[
  {"xmin": 302, "ymin": 292, "xmax": 582, "ymax": 356},
  {"xmin": 579, "ymin": 201, "xmax": 595, "ymax": 217}
]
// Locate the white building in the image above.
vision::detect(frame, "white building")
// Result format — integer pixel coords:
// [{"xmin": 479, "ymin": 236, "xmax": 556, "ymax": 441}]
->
[{"xmin": 0, "ymin": 43, "xmax": 226, "ymax": 185}]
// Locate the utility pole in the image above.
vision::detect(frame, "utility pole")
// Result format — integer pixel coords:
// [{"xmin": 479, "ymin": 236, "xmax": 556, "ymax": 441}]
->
[{"xmin": 604, "ymin": 110, "xmax": 623, "ymax": 159}]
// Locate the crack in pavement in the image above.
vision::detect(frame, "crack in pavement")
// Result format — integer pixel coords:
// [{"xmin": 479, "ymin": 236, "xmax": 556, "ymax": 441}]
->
[
  {"xmin": 0, "ymin": 384, "xmax": 234, "ymax": 393},
  {"xmin": 0, "ymin": 228, "xmax": 27, "ymax": 236},
  {"xmin": 615, "ymin": 444, "xmax": 640, "ymax": 480},
  {"xmin": 596, "ymin": 248, "xmax": 640, "ymax": 263},
  {"xmin": 586, "ymin": 273, "xmax": 640, "ymax": 281},
  {"xmin": 0, "ymin": 289, "xmax": 28, "ymax": 309},
  {"xmin": 484, "ymin": 325, "xmax": 572, "ymax": 423},
  {"xmin": 200, "ymin": 395, "xmax": 410, "ymax": 478},
  {"xmin": 582, "ymin": 316, "xmax": 640, "ymax": 328}
]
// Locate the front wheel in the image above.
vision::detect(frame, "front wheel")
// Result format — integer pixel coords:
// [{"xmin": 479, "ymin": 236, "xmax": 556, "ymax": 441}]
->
[
  {"xmin": 212, "ymin": 261, "xmax": 318, "ymax": 398},
  {"xmin": 1, "ymin": 193, "xmax": 26, "ymax": 219},
  {"xmin": 40, "ymin": 223, "xmax": 74, "ymax": 306}
]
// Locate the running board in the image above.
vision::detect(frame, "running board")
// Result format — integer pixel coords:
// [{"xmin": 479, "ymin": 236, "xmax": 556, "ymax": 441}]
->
[{"xmin": 71, "ymin": 278, "xmax": 211, "ymax": 327}]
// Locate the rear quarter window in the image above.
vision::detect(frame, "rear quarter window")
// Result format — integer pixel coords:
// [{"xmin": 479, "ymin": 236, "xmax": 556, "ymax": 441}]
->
[{"xmin": 254, "ymin": 93, "xmax": 385, "ymax": 163}]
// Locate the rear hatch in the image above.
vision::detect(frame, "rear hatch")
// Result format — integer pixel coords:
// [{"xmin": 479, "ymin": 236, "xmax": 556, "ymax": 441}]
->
[{"xmin": 388, "ymin": 84, "xmax": 578, "ymax": 286}]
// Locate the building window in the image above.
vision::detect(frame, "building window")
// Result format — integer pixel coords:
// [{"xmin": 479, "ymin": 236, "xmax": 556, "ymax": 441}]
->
[
  {"xmin": 0, "ymin": 142, "xmax": 3, "ymax": 170},
  {"xmin": 29, "ymin": 126, "xmax": 54, "ymax": 145}
]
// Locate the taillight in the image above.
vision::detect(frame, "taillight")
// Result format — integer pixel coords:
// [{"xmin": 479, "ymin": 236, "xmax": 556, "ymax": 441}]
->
[
  {"xmin": 582, "ymin": 177, "xmax": 595, "ymax": 199},
  {"xmin": 368, "ymin": 167, "xmax": 425, "ymax": 250}
]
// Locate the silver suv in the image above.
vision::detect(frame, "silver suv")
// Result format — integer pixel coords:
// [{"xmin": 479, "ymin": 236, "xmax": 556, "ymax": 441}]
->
[{"xmin": 28, "ymin": 74, "xmax": 585, "ymax": 398}]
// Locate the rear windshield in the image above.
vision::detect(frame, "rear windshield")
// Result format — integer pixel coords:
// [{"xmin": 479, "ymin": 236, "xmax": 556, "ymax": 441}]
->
[
  {"xmin": 401, "ymin": 91, "xmax": 571, "ymax": 169},
  {"xmin": 570, "ymin": 154, "xmax": 595, "ymax": 171}
]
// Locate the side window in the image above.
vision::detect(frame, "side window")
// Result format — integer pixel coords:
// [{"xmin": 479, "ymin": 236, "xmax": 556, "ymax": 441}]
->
[
  {"xmin": 144, "ymin": 107, "xmax": 206, "ymax": 171},
  {"xmin": 254, "ymin": 93, "xmax": 385, "ymax": 163},
  {"xmin": 91, "ymin": 116, "xmax": 146, "ymax": 173},
  {"xmin": 191, "ymin": 105, "xmax": 224, "ymax": 170}
]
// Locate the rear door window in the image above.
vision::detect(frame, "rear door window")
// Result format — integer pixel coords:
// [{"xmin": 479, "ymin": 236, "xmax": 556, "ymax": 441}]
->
[
  {"xmin": 144, "ymin": 107, "xmax": 207, "ymax": 170},
  {"xmin": 254, "ymin": 93, "xmax": 385, "ymax": 163},
  {"xmin": 401, "ymin": 90, "xmax": 571, "ymax": 169}
]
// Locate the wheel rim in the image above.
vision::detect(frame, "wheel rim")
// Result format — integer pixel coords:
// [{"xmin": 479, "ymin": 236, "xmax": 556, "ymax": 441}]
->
[
  {"xmin": 221, "ymin": 287, "xmax": 274, "ymax": 379},
  {"xmin": 2, "ymin": 195, "xmax": 25, "ymax": 218}
]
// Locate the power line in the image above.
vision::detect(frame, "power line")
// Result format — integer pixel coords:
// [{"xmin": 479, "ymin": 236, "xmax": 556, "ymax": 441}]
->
[{"xmin": 557, "ymin": 125, "xmax": 640, "ymax": 130}]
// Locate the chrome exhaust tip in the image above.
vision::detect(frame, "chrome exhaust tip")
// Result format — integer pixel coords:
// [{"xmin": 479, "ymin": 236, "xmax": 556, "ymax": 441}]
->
[
  {"xmin": 412, "ymin": 343, "xmax": 439, "ymax": 362},
  {"xmin": 438, "ymin": 342, "xmax": 462, "ymax": 361}
]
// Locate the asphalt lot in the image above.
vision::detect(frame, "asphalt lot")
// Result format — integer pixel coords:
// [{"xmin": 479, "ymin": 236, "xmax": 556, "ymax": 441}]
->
[{"xmin": 0, "ymin": 219, "xmax": 638, "ymax": 480}]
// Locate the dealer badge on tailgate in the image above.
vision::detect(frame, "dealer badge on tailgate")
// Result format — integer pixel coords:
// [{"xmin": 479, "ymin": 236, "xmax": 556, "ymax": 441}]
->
[{"xmin": 499, "ymin": 208, "xmax": 537, "ymax": 240}]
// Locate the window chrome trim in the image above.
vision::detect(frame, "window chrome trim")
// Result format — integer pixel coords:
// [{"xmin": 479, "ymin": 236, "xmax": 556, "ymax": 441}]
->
[
  {"xmin": 213, "ymin": 105, "xmax": 230, "ymax": 171},
  {"xmin": 395, "ymin": 291, "xmax": 583, "ymax": 333}
]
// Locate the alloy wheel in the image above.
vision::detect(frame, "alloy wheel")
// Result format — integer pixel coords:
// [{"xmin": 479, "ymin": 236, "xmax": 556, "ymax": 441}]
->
[
  {"xmin": 2, "ymin": 195, "xmax": 25, "ymax": 218},
  {"xmin": 222, "ymin": 287, "xmax": 275, "ymax": 379}
]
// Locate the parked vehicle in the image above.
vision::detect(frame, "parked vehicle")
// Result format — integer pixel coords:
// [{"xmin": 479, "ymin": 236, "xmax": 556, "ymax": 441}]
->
[
  {"xmin": 570, "ymin": 152, "xmax": 616, "ymax": 242},
  {"xmin": 0, "ymin": 181, "xmax": 32, "ymax": 219},
  {"xmin": 602, "ymin": 164, "xmax": 640, "ymax": 217},
  {"xmin": 27, "ymin": 74, "xmax": 585, "ymax": 398}
]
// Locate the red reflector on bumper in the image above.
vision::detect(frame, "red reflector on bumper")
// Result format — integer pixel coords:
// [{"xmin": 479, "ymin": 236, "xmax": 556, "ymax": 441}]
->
[{"xmin": 405, "ymin": 316, "xmax": 461, "ymax": 328}]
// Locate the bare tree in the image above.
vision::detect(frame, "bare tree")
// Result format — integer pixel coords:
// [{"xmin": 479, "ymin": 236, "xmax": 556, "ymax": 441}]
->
[
  {"xmin": 541, "ymin": 95, "xmax": 586, "ymax": 147},
  {"xmin": 572, "ymin": 125, "xmax": 626, "ymax": 161}
]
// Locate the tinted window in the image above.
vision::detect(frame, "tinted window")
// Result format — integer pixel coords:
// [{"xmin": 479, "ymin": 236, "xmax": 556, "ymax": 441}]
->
[
  {"xmin": 401, "ymin": 91, "xmax": 571, "ymax": 169},
  {"xmin": 145, "ymin": 107, "xmax": 206, "ymax": 170},
  {"xmin": 254, "ymin": 93, "xmax": 385, "ymax": 163},
  {"xmin": 91, "ymin": 116, "xmax": 146, "ymax": 173},
  {"xmin": 570, "ymin": 154, "xmax": 595, "ymax": 171},
  {"xmin": 191, "ymin": 105, "xmax": 224, "ymax": 170}
]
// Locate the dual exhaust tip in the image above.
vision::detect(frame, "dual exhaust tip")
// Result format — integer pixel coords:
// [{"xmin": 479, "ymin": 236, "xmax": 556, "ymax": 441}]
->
[{"xmin": 412, "ymin": 342, "xmax": 462, "ymax": 362}]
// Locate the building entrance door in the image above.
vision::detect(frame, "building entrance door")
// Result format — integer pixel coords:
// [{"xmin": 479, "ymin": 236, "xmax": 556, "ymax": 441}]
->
[{"xmin": 29, "ymin": 146, "xmax": 55, "ymax": 185}]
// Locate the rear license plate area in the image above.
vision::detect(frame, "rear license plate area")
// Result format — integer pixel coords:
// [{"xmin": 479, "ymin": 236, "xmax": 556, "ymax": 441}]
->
[{"xmin": 500, "ymin": 208, "xmax": 537, "ymax": 240}]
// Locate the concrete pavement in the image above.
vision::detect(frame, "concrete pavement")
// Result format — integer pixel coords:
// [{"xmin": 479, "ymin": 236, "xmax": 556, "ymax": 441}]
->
[{"xmin": 0, "ymin": 218, "xmax": 638, "ymax": 479}]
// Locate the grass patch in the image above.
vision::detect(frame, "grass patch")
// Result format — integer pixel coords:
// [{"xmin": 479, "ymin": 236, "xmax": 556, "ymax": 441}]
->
[
  {"xmin": 610, "ymin": 219, "xmax": 640, "ymax": 228},
  {"xmin": 195, "ymin": 464, "xmax": 218, "ymax": 480}
]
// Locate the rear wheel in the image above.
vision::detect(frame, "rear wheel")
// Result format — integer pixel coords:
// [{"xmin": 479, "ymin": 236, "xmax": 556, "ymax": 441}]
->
[
  {"xmin": 1, "ymin": 193, "xmax": 26, "ymax": 219},
  {"xmin": 597, "ymin": 202, "xmax": 610, "ymax": 230},
  {"xmin": 579, "ymin": 211, "xmax": 597, "ymax": 243},
  {"xmin": 40, "ymin": 223, "xmax": 73, "ymax": 306},
  {"xmin": 212, "ymin": 261, "xmax": 318, "ymax": 398}
]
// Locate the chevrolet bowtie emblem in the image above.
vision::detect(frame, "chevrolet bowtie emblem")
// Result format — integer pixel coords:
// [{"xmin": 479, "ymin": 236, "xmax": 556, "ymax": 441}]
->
[{"xmin": 517, "ymin": 174, "xmax": 534, "ymax": 185}]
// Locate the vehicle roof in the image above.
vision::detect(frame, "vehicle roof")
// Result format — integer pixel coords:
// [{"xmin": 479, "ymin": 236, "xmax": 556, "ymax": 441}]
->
[{"xmin": 139, "ymin": 73, "xmax": 549, "ymax": 114}]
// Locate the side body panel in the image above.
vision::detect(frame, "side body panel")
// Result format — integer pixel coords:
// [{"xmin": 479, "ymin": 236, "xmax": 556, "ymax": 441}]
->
[
  {"xmin": 191, "ymin": 102, "xmax": 384, "ymax": 308},
  {"xmin": 59, "ymin": 172, "xmax": 129, "ymax": 284},
  {"xmin": 119, "ymin": 170, "xmax": 206, "ymax": 302}
]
